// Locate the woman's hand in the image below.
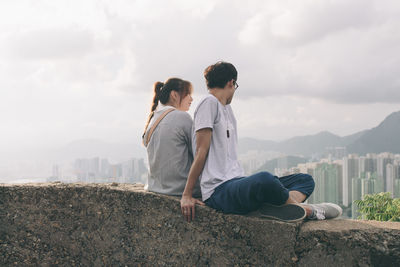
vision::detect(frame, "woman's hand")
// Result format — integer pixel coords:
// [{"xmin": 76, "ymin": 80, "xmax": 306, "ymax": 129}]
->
[{"xmin": 180, "ymin": 195, "xmax": 205, "ymax": 222}]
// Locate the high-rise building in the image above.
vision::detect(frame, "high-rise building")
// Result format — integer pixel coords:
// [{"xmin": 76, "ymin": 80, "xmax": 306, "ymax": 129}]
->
[
  {"xmin": 333, "ymin": 160, "xmax": 343, "ymax": 205},
  {"xmin": 394, "ymin": 179, "xmax": 400, "ymax": 198},
  {"xmin": 377, "ymin": 152, "xmax": 394, "ymax": 191},
  {"xmin": 386, "ymin": 163, "xmax": 396, "ymax": 196},
  {"xmin": 74, "ymin": 157, "xmax": 148, "ymax": 183},
  {"xmin": 343, "ymin": 154, "xmax": 359, "ymax": 207},
  {"xmin": 100, "ymin": 158, "xmax": 111, "ymax": 178},
  {"xmin": 387, "ymin": 160, "xmax": 400, "ymax": 197},
  {"xmin": 326, "ymin": 147, "xmax": 347, "ymax": 160},
  {"xmin": 359, "ymin": 154, "xmax": 377, "ymax": 178},
  {"xmin": 311, "ymin": 163, "xmax": 340, "ymax": 204},
  {"xmin": 89, "ymin": 157, "xmax": 100, "ymax": 181},
  {"xmin": 73, "ymin": 157, "xmax": 100, "ymax": 182},
  {"xmin": 47, "ymin": 164, "xmax": 61, "ymax": 182},
  {"xmin": 361, "ymin": 177, "xmax": 375, "ymax": 196},
  {"xmin": 74, "ymin": 158, "xmax": 89, "ymax": 182},
  {"xmin": 371, "ymin": 176, "xmax": 384, "ymax": 194},
  {"xmin": 110, "ymin": 164, "xmax": 123, "ymax": 182},
  {"xmin": 351, "ymin": 177, "xmax": 362, "ymax": 219},
  {"xmin": 352, "ymin": 174, "xmax": 384, "ymax": 219}
]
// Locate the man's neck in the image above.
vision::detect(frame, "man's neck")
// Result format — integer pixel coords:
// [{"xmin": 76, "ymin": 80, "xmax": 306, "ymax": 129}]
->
[{"xmin": 209, "ymin": 88, "xmax": 228, "ymax": 106}]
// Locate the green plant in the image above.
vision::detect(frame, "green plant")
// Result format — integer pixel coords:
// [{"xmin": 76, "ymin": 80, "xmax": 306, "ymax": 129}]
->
[{"xmin": 354, "ymin": 192, "xmax": 400, "ymax": 221}]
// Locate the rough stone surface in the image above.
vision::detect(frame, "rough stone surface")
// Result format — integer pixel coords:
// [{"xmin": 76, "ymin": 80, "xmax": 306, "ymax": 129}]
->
[
  {"xmin": 296, "ymin": 220, "xmax": 400, "ymax": 267},
  {"xmin": 1, "ymin": 183, "xmax": 400, "ymax": 266}
]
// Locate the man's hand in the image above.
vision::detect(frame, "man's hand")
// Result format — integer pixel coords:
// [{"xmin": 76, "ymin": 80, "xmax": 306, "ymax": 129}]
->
[
  {"xmin": 180, "ymin": 128, "xmax": 211, "ymax": 222},
  {"xmin": 180, "ymin": 195, "xmax": 205, "ymax": 222}
]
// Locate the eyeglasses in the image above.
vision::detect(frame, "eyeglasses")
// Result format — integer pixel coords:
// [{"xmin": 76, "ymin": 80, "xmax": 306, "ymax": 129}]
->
[{"xmin": 234, "ymin": 81, "xmax": 239, "ymax": 90}]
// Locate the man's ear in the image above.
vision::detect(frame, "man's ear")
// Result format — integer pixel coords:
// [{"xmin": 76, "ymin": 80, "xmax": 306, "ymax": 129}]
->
[
  {"xmin": 228, "ymin": 79, "xmax": 235, "ymax": 88},
  {"xmin": 223, "ymin": 80, "xmax": 233, "ymax": 89}
]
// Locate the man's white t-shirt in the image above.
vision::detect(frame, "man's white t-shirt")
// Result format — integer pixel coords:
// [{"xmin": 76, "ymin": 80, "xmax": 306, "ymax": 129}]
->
[{"xmin": 193, "ymin": 94, "xmax": 245, "ymax": 201}]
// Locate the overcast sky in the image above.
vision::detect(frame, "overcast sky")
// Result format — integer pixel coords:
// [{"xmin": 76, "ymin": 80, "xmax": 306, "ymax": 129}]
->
[{"xmin": 1, "ymin": 0, "xmax": 400, "ymax": 152}]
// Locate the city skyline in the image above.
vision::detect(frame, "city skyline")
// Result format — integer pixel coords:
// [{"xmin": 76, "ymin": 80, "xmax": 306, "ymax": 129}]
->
[
  {"xmin": 1, "ymin": 107, "xmax": 399, "ymax": 182},
  {"xmin": 269, "ymin": 151, "xmax": 400, "ymax": 218}
]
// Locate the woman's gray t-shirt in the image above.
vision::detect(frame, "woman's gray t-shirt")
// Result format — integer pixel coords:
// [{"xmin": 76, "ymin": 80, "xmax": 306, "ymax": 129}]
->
[{"xmin": 143, "ymin": 105, "xmax": 201, "ymax": 197}]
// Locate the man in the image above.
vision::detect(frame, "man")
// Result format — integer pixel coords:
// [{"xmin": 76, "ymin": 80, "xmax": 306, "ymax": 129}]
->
[{"xmin": 180, "ymin": 61, "xmax": 342, "ymax": 222}]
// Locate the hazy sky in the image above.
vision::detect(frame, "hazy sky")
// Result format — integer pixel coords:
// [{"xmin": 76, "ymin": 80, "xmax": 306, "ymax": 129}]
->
[{"xmin": 1, "ymin": 0, "xmax": 400, "ymax": 152}]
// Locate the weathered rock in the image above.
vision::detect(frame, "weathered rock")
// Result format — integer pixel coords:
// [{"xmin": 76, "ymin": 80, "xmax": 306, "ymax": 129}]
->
[
  {"xmin": 0, "ymin": 183, "xmax": 399, "ymax": 266},
  {"xmin": 296, "ymin": 220, "xmax": 400, "ymax": 267}
]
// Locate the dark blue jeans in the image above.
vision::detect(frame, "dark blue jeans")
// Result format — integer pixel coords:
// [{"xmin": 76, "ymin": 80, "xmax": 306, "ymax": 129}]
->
[{"xmin": 205, "ymin": 172, "xmax": 315, "ymax": 214}]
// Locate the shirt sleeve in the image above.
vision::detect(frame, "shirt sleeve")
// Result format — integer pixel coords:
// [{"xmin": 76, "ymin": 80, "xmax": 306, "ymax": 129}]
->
[{"xmin": 194, "ymin": 97, "xmax": 219, "ymax": 132}]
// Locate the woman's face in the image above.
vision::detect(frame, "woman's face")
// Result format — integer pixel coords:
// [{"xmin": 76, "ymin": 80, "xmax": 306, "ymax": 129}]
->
[{"xmin": 178, "ymin": 93, "xmax": 193, "ymax": 111}]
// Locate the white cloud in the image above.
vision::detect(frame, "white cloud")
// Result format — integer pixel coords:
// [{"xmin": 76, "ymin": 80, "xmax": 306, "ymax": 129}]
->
[
  {"xmin": 239, "ymin": 0, "xmax": 375, "ymax": 46},
  {"xmin": 101, "ymin": 0, "xmax": 218, "ymax": 23},
  {"xmin": 7, "ymin": 28, "xmax": 94, "ymax": 60},
  {"xmin": 0, "ymin": 0, "xmax": 400, "ymax": 155},
  {"xmin": 0, "ymin": 0, "xmax": 104, "ymax": 32},
  {"xmin": 236, "ymin": 0, "xmax": 400, "ymax": 103}
]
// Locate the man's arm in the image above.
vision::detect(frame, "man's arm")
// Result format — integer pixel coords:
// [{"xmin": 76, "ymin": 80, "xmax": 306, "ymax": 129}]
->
[{"xmin": 180, "ymin": 128, "xmax": 212, "ymax": 222}]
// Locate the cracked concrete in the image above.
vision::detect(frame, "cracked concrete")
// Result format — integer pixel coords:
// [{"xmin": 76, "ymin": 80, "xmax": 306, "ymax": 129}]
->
[{"xmin": 1, "ymin": 183, "xmax": 400, "ymax": 266}]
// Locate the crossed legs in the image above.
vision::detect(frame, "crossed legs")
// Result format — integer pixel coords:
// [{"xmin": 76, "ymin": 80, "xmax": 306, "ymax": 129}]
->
[{"xmin": 205, "ymin": 171, "xmax": 315, "ymax": 215}]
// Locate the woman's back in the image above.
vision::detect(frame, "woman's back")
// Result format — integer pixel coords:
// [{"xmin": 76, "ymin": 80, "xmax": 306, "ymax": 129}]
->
[{"xmin": 144, "ymin": 105, "xmax": 201, "ymax": 197}]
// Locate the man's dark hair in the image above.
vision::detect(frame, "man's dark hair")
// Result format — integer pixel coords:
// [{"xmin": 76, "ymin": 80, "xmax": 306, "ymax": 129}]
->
[{"xmin": 204, "ymin": 61, "xmax": 238, "ymax": 89}]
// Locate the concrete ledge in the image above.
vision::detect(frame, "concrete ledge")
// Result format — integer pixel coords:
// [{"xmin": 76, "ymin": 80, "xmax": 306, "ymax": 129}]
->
[{"xmin": 1, "ymin": 183, "xmax": 399, "ymax": 266}]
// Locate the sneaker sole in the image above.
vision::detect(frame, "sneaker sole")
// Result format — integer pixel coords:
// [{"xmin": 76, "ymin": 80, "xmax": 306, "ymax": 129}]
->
[{"xmin": 257, "ymin": 203, "xmax": 306, "ymax": 222}]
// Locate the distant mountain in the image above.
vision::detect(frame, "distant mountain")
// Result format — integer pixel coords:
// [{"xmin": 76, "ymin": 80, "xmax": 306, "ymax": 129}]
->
[
  {"xmin": 278, "ymin": 131, "xmax": 343, "ymax": 156},
  {"xmin": 239, "ymin": 131, "xmax": 346, "ymax": 157},
  {"xmin": 341, "ymin": 130, "xmax": 369, "ymax": 146},
  {"xmin": 239, "ymin": 110, "xmax": 400, "ymax": 157},
  {"xmin": 347, "ymin": 111, "xmax": 400, "ymax": 155}
]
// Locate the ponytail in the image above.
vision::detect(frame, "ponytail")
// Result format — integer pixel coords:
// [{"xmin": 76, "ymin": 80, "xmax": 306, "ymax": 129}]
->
[
  {"xmin": 142, "ymin": 82, "xmax": 164, "ymax": 139},
  {"xmin": 142, "ymin": 78, "xmax": 192, "ymax": 142}
]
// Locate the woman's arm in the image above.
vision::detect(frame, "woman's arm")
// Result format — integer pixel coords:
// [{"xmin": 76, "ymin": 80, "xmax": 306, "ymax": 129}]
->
[{"xmin": 180, "ymin": 128, "xmax": 212, "ymax": 222}]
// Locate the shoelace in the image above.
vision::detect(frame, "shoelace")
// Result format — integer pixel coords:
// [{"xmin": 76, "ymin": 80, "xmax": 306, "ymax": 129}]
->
[
  {"xmin": 309, "ymin": 205, "xmax": 326, "ymax": 220},
  {"xmin": 314, "ymin": 206, "xmax": 326, "ymax": 220}
]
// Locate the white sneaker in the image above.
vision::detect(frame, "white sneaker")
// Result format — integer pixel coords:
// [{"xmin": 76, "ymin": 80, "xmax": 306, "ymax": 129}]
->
[{"xmin": 308, "ymin": 203, "xmax": 342, "ymax": 220}]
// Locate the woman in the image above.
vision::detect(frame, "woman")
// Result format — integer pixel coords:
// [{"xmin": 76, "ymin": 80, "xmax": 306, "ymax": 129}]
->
[{"xmin": 143, "ymin": 78, "xmax": 201, "ymax": 197}]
